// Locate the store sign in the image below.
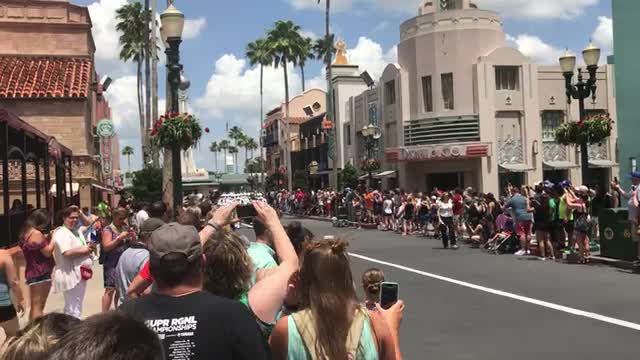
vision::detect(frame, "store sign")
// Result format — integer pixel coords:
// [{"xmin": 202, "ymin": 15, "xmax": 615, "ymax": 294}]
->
[
  {"xmin": 385, "ymin": 143, "xmax": 491, "ymax": 162},
  {"xmin": 97, "ymin": 119, "xmax": 115, "ymax": 184}
]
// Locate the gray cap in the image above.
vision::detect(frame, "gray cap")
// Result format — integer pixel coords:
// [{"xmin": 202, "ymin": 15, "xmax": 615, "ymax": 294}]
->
[
  {"xmin": 140, "ymin": 217, "xmax": 165, "ymax": 233},
  {"xmin": 149, "ymin": 223, "xmax": 202, "ymax": 263}
]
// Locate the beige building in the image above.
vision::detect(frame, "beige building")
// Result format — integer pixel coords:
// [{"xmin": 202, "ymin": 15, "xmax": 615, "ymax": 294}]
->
[
  {"xmin": 340, "ymin": 0, "xmax": 617, "ymax": 194},
  {"xmin": 263, "ymin": 88, "xmax": 326, "ymax": 175},
  {"xmin": 0, "ymin": 0, "xmax": 120, "ymax": 207}
]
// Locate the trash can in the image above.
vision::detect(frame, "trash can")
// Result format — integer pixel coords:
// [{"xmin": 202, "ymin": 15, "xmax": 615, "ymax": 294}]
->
[{"xmin": 599, "ymin": 208, "xmax": 636, "ymax": 261}]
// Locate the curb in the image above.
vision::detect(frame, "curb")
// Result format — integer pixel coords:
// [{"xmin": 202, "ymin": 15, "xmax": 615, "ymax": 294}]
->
[
  {"xmin": 283, "ymin": 214, "xmax": 333, "ymax": 223},
  {"xmin": 589, "ymin": 255, "xmax": 637, "ymax": 270}
]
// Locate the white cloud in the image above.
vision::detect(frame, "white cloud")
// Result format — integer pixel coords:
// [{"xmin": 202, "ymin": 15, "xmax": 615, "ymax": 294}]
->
[
  {"xmin": 592, "ymin": 16, "xmax": 613, "ymax": 56},
  {"xmin": 105, "ymin": 76, "xmax": 143, "ymax": 143},
  {"xmin": 507, "ymin": 34, "xmax": 563, "ymax": 64},
  {"xmin": 195, "ymin": 54, "xmax": 303, "ymax": 133},
  {"xmin": 288, "ymin": 0, "xmax": 598, "ymax": 19},
  {"xmin": 347, "ymin": 37, "xmax": 397, "ymax": 79},
  {"xmin": 87, "ymin": 0, "xmax": 131, "ymax": 77},
  {"xmin": 300, "ymin": 30, "xmax": 319, "ymax": 40},
  {"xmin": 475, "ymin": 0, "xmax": 598, "ymax": 19},
  {"xmin": 183, "ymin": 17, "xmax": 207, "ymax": 39}
]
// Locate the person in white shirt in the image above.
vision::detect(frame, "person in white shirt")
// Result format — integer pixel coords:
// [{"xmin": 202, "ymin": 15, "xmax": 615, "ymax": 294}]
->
[
  {"xmin": 134, "ymin": 202, "xmax": 149, "ymax": 231},
  {"xmin": 437, "ymin": 192, "xmax": 457, "ymax": 249},
  {"xmin": 52, "ymin": 206, "xmax": 96, "ymax": 318}
]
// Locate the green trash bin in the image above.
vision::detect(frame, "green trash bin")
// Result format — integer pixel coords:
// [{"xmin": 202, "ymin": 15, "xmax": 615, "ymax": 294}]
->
[{"xmin": 599, "ymin": 208, "xmax": 637, "ymax": 261}]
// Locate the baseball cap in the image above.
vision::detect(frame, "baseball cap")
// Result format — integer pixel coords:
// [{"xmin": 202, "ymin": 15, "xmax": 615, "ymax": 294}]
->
[
  {"xmin": 140, "ymin": 217, "xmax": 165, "ymax": 233},
  {"xmin": 149, "ymin": 223, "xmax": 202, "ymax": 263},
  {"xmin": 628, "ymin": 171, "xmax": 640, "ymax": 179}
]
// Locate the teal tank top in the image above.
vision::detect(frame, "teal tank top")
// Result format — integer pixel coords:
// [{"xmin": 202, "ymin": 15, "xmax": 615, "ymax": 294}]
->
[
  {"xmin": 287, "ymin": 315, "xmax": 379, "ymax": 360},
  {"xmin": 0, "ymin": 270, "xmax": 12, "ymax": 306}
]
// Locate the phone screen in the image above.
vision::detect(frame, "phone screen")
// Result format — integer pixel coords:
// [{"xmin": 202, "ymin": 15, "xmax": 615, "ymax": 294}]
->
[
  {"xmin": 379, "ymin": 282, "xmax": 399, "ymax": 310},
  {"xmin": 236, "ymin": 204, "xmax": 257, "ymax": 219}
]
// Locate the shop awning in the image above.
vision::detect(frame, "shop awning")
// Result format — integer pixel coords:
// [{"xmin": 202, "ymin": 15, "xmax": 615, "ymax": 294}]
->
[
  {"xmin": 589, "ymin": 159, "xmax": 618, "ymax": 168},
  {"xmin": 91, "ymin": 183, "xmax": 112, "ymax": 192},
  {"xmin": 49, "ymin": 182, "xmax": 80, "ymax": 196},
  {"xmin": 358, "ymin": 174, "xmax": 369, "ymax": 180},
  {"xmin": 499, "ymin": 164, "xmax": 533, "ymax": 173},
  {"xmin": 374, "ymin": 170, "xmax": 397, "ymax": 178},
  {"xmin": 543, "ymin": 160, "xmax": 579, "ymax": 170}
]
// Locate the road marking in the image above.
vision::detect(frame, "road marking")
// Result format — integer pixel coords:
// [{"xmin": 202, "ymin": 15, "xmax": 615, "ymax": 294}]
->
[{"xmin": 350, "ymin": 252, "xmax": 640, "ymax": 332}]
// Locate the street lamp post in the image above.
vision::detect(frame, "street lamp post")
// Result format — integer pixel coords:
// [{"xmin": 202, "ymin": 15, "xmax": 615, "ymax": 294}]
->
[
  {"xmin": 161, "ymin": 4, "xmax": 185, "ymax": 219},
  {"xmin": 361, "ymin": 124, "xmax": 381, "ymax": 188},
  {"xmin": 559, "ymin": 42, "xmax": 601, "ymax": 184}
]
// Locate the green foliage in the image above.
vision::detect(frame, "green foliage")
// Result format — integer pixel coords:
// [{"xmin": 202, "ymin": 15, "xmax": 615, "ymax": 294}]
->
[
  {"xmin": 245, "ymin": 157, "xmax": 264, "ymax": 174},
  {"xmin": 339, "ymin": 162, "xmax": 360, "ymax": 190},
  {"xmin": 115, "ymin": 2, "xmax": 148, "ymax": 63},
  {"xmin": 293, "ymin": 169, "xmax": 308, "ymax": 190},
  {"xmin": 313, "ymin": 34, "xmax": 336, "ymax": 61},
  {"xmin": 130, "ymin": 167, "xmax": 162, "ymax": 202},
  {"xmin": 246, "ymin": 38, "xmax": 273, "ymax": 68},
  {"xmin": 150, "ymin": 113, "xmax": 203, "ymax": 151},
  {"xmin": 554, "ymin": 113, "xmax": 613, "ymax": 146}
]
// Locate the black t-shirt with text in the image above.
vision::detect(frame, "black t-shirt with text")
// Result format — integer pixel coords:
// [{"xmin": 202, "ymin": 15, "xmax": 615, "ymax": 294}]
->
[{"xmin": 120, "ymin": 291, "xmax": 270, "ymax": 360}]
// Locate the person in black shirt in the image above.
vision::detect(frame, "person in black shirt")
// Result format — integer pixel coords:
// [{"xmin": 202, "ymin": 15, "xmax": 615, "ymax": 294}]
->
[{"xmin": 119, "ymin": 219, "xmax": 270, "ymax": 360}]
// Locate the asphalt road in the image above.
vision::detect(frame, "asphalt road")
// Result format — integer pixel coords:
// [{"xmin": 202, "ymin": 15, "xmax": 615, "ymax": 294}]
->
[{"xmin": 255, "ymin": 218, "xmax": 640, "ymax": 360}]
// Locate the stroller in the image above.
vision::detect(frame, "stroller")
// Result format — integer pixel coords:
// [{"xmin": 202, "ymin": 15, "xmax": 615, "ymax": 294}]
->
[
  {"xmin": 486, "ymin": 219, "xmax": 519, "ymax": 254},
  {"xmin": 332, "ymin": 205, "xmax": 349, "ymax": 227}
]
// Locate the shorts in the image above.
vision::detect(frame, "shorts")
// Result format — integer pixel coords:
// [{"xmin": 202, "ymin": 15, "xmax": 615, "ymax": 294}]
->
[
  {"xmin": 27, "ymin": 272, "xmax": 52, "ymax": 286},
  {"xmin": 563, "ymin": 220, "xmax": 575, "ymax": 233},
  {"xmin": 515, "ymin": 221, "xmax": 533, "ymax": 237},
  {"xmin": 534, "ymin": 222, "xmax": 552, "ymax": 233},
  {"xmin": 0, "ymin": 305, "xmax": 17, "ymax": 322},
  {"xmin": 103, "ymin": 266, "xmax": 117, "ymax": 288}
]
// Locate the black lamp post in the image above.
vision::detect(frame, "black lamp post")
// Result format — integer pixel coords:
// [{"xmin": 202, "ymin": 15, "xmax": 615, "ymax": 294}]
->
[
  {"xmin": 161, "ymin": 4, "xmax": 185, "ymax": 219},
  {"xmin": 559, "ymin": 43, "xmax": 601, "ymax": 184},
  {"xmin": 361, "ymin": 124, "xmax": 381, "ymax": 188}
]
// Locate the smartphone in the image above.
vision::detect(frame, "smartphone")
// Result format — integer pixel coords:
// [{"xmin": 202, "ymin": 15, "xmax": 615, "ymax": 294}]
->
[
  {"xmin": 379, "ymin": 282, "xmax": 399, "ymax": 310},
  {"xmin": 236, "ymin": 204, "xmax": 257, "ymax": 219}
]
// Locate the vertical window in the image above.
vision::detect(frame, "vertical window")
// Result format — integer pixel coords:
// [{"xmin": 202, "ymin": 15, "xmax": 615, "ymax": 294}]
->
[
  {"xmin": 441, "ymin": 73, "xmax": 454, "ymax": 110},
  {"xmin": 441, "ymin": 0, "xmax": 462, "ymax": 10},
  {"xmin": 346, "ymin": 124, "xmax": 351, "ymax": 146},
  {"xmin": 384, "ymin": 80, "xmax": 396, "ymax": 105},
  {"xmin": 542, "ymin": 111, "xmax": 563, "ymax": 142},
  {"xmin": 422, "ymin": 76, "xmax": 433, "ymax": 112},
  {"xmin": 495, "ymin": 66, "xmax": 519, "ymax": 91}
]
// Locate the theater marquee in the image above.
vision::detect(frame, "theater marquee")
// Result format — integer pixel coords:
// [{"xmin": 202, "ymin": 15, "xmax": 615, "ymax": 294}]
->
[{"xmin": 385, "ymin": 143, "xmax": 492, "ymax": 162}]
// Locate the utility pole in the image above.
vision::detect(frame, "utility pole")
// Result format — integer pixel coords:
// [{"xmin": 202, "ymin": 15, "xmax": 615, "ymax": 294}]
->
[{"xmin": 324, "ymin": 0, "xmax": 338, "ymax": 190}]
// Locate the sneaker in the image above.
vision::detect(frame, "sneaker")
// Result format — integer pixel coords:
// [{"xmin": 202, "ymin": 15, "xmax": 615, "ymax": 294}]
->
[
  {"xmin": 538, "ymin": 256, "xmax": 546, "ymax": 261},
  {"xmin": 514, "ymin": 250, "xmax": 526, "ymax": 256},
  {"xmin": 451, "ymin": 244, "xmax": 459, "ymax": 249},
  {"xmin": 525, "ymin": 250, "xmax": 531, "ymax": 255}
]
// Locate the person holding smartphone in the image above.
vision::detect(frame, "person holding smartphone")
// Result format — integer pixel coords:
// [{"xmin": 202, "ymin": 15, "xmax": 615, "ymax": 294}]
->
[
  {"xmin": 611, "ymin": 172, "xmax": 640, "ymax": 265},
  {"xmin": 100, "ymin": 207, "xmax": 132, "ymax": 312}
]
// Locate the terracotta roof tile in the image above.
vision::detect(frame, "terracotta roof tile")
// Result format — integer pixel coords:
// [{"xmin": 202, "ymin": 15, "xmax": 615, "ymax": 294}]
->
[{"xmin": 0, "ymin": 56, "xmax": 92, "ymax": 99}]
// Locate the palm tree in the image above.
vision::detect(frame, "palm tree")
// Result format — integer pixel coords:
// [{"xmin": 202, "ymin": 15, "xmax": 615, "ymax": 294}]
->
[
  {"xmin": 296, "ymin": 37, "xmax": 315, "ymax": 92},
  {"xmin": 116, "ymin": 2, "xmax": 149, "ymax": 165},
  {"xmin": 318, "ymin": 0, "xmax": 338, "ymax": 188},
  {"xmin": 312, "ymin": 34, "xmax": 336, "ymax": 63},
  {"xmin": 228, "ymin": 126, "xmax": 245, "ymax": 147},
  {"xmin": 246, "ymin": 38, "xmax": 273, "ymax": 187},
  {"xmin": 228, "ymin": 146, "xmax": 239, "ymax": 174},
  {"xmin": 267, "ymin": 20, "xmax": 304, "ymax": 191},
  {"xmin": 237, "ymin": 134, "xmax": 250, "ymax": 169},
  {"xmin": 121, "ymin": 146, "xmax": 134, "ymax": 174},
  {"xmin": 245, "ymin": 137, "xmax": 258, "ymax": 160},
  {"xmin": 219, "ymin": 139, "xmax": 230, "ymax": 173},
  {"xmin": 209, "ymin": 141, "xmax": 219, "ymax": 172}
]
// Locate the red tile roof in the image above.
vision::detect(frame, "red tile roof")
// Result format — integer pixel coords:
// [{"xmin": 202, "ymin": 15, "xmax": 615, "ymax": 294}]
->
[{"xmin": 0, "ymin": 56, "xmax": 92, "ymax": 99}]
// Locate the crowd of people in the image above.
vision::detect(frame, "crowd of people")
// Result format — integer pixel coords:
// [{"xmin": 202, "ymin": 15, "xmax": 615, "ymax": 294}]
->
[
  {"xmin": 269, "ymin": 173, "xmax": 640, "ymax": 264},
  {"xmin": 0, "ymin": 193, "xmax": 406, "ymax": 359}
]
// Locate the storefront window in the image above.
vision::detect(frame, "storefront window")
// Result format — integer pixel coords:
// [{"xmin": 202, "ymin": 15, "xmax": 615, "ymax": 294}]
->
[
  {"xmin": 542, "ymin": 111, "xmax": 563, "ymax": 141},
  {"xmin": 495, "ymin": 66, "xmax": 519, "ymax": 91}
]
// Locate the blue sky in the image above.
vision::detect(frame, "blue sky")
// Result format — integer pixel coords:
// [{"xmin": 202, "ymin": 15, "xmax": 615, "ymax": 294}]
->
[{"xmin": 71, "ymin": 0, "xmax": 613, "ymax": 172}]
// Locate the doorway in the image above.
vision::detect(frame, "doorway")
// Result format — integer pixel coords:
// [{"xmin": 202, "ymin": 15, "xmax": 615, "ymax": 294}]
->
[
  {"xmin": 499, "ymin": 172, "xmax": 525, "ymax": 197},
  {"xmin": 427, "ymin": 172, "xmax": 464, "ymax": 192}
]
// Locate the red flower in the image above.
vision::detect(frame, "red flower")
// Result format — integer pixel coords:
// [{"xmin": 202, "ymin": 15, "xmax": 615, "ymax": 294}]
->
[
  {"xmin": 183, "ymin": 118, "xmax": 189, "ymax": 123},
  {"xmin": 204, "ymin": 127, "xmax": 210, "ymax": 133}
]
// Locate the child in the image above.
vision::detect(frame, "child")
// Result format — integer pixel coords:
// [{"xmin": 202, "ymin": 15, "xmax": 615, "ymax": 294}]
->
[{"xmin": 361, "ymin": 268, "xmax": 385, "ymax": 311}]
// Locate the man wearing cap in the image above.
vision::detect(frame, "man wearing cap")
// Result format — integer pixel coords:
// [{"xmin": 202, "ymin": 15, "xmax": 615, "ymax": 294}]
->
[
  {"xmin": 612, "ymin": 172, "xmax": 640, "ymax": 264},
  {"xmin": 120, "ymin": 222, "xmax": 269, "ymax": 359},
  {"xmin": 115, "ymin": 217, "xmax": 164, "ymax": 306}
]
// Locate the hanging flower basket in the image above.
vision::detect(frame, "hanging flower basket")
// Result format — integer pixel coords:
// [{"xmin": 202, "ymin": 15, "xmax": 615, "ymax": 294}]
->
[
  {"xmin": 554, "ymin": 113, "xmax": 613, "ymax": 146},
  {"xmin": 150, "ymin": 112, "xmax": 203, "ymax": 151},
  {"xmin": 360, "ymin": 158, "xmax": 381, "ymax": 172}
]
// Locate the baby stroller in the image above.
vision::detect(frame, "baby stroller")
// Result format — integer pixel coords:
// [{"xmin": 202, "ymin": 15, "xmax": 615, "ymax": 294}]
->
[{"xmin": 333, "ymin": 205, "xmax": 349, "ymax": 227}]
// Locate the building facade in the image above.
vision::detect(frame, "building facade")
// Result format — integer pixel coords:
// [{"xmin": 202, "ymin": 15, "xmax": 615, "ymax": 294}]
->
[
  {"xmin": 262, "ymin": 88, "xmax": 326, "ymax": 175},
  {"xmin": 0, "ymin": 0, "xmax": 120, "ymax": 207},
  {"xmin": 611, "ymin": 0, "xmax": 639, "ymax": 191},
  {"xmin": 339, "ymin": 0, "xmax": 617, "ymax": 195}
]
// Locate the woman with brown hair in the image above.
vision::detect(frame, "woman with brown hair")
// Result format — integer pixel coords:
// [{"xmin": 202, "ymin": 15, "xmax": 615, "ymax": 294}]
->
[
  {"xmin": 202, "ymin": 201, "xmax": 299, "ymax": 337},
  {"xmin": 362, "ymin": 268, "xmax": 385, "ymax": 311},
  {"xmin": 270, "ymin": 238, "xmax": 403, "ymax": 360},
  {"xmin": 19, "ymin": 209, "xmax": 55, "ymax": 320},
  {"xmin": 100, "ymin": 207, "xmax": 133, "ymax": 312}
]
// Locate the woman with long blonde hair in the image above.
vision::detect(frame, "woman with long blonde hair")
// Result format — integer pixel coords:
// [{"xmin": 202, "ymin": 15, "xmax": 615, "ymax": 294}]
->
[{"xmin": 270, "ymin": 238, "xmax": 404, "ymax": 360}]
